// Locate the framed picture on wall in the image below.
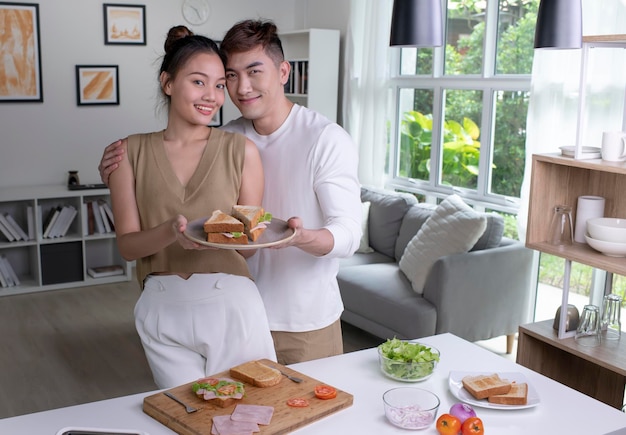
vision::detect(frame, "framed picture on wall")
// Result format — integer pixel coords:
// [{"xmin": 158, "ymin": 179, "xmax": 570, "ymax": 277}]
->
[
  {"xmin": 75, "ymin": 65, "xmax": 120, "ymax": 106},
  {"xmin": 209, "ymin": 107, "xmax": 222, "ymax": 127},
  {"xmin": 0, "ymin": 2, "xmax": 43, "ymax": 102},
  {"xmin": 103, "ymin": 4, "xmax": 146, "ymax": 45}
]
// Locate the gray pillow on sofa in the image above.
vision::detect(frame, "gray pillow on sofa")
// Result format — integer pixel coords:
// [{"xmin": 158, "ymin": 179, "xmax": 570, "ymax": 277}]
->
[
  {"xmin": 395, "ymin": 204, "xmax": 505, "ymax": 259},
  {"xmin": 361, "ymin": 186, "xmax": 417, "ymax": 258}
]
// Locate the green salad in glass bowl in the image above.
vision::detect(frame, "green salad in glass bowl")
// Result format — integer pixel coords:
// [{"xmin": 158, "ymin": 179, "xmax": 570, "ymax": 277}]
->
[{"xmin": 378, "ymin": 338, "xmax": 440, "ymax": 382}]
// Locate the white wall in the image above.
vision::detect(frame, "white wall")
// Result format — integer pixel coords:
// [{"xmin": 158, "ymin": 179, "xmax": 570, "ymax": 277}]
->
[{"xmin": 0, "ymin": 0, "xmax": 350, "ymax": 189}]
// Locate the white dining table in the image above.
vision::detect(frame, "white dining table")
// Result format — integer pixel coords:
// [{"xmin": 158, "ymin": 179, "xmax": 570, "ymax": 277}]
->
[{"xmin": 1, "ymin": 332, "xmax": 626, "ymax": 434}]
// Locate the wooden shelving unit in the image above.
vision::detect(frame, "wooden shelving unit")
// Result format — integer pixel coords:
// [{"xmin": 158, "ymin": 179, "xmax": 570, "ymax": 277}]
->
[{"xmin": 0, "ymin": 185, "xmax": 131, "ymax": 297}]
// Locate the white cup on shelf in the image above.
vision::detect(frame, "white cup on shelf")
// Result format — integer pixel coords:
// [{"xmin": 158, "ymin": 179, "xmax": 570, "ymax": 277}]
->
[
  {"xmin": 601, "ymin": 131, "xmax": 626, "ymax": 162},
  {"xmin": 574, "ymin": 195, "xmax": 605, "ymax": 244}
]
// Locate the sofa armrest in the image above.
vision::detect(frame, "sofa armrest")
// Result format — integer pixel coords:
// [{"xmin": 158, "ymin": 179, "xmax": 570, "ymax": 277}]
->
[{"xmin": 421, "ymin": 239, "xmax": 534, "ymax": 343}]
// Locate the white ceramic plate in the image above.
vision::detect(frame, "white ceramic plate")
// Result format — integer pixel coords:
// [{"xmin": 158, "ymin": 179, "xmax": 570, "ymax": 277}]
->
[
  {"xmin": 559, "ymin": 146, "xmax": 601, "ymax": 159},
  {"xmin": 183, "ymin": 217, "xmax": 296, "ymax": 250},
  {"xmin": 448, "ymin": 371, "xmax": 540, "ymax": 410},
  {"xmin": 585, "ymin": 233, "xmax": 626, "ymax": 257}
]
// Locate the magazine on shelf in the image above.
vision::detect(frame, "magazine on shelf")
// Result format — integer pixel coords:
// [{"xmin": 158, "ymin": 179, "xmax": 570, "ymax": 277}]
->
[{"xmin": 87, "ymin": 265, "xmax": 125, "ymax": 278}]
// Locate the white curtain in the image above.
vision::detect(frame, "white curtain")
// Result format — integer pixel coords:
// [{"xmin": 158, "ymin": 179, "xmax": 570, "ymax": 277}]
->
[
  {"xmin": 518, "ymin": 0, "xmax": 626, "ymax": 240},
  {"xmin": 343, "ymin": 0, "xmax": 392, "ymax": 188}
]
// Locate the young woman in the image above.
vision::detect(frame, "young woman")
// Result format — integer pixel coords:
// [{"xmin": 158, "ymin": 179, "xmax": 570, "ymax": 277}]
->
[{"xmin": 107, "ymin": 25, "xmax": 275, "ymax": 389}]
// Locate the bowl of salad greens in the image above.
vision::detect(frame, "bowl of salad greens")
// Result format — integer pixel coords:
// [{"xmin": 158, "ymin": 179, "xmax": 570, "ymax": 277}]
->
[{"xmin": 378, "ymin": 338, "xmax": 440, "ymax": 382}]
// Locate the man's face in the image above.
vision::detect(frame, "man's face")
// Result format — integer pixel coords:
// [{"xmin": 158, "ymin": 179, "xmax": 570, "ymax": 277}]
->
[{"xmin": 225, "ymin": 45, "xmax": 289, "ymax": 121}]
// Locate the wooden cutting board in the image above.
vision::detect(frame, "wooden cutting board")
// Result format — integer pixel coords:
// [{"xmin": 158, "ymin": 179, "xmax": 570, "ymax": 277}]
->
[{"xmin": 143, "ymin": 359, "xmax": 353, "ymax": 435}]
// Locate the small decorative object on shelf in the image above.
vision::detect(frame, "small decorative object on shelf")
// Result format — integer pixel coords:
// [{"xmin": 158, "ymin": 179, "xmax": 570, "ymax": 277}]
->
[
  {"xmin": 67, "ymin": 171, "xmax": 80, "ymax": 186},
  {"xmin": 553, "ymin": 304, "xmax": 579, "ymax": 332}
]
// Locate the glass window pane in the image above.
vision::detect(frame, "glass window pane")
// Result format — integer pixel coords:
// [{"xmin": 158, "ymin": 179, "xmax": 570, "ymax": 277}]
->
[
  {"xmin": 445, "ymin": 0, "xmax": 486, "ymax": 75},
  {"xmin": 400, "ymin": 48, "xmax": 434, "ymax": 76},
  {"xmin": 397, "ymin": 88, "xmax": 435, "ymax": 181},
  {"xmin": 441, "ymin": 89, "xmax": 482, "ymax": 190},
  {"xmin": 495, "ymin": 0, "xmax": 538, "ymax": 75},
  {"xmin": 491, "ymin": 90, "xmax": 529, "ymax": 197}
]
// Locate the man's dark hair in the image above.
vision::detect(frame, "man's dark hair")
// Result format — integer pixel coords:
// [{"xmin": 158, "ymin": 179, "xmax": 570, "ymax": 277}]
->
[{"xmin": 220, "ymin": 19, "xmax": 285, "ymax": 66}]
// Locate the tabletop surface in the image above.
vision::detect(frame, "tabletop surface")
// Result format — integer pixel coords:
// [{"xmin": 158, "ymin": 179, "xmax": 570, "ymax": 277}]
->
[{"xmin": 2, "ymin": 333, "xmax": 626, "ymax": 435}]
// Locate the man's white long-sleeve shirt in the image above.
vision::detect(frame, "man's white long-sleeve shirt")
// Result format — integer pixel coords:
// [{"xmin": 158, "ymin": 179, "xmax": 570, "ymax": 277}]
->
[{"xmin": 222, "ymin": 104, "xmax": 362, "ymax": 332}]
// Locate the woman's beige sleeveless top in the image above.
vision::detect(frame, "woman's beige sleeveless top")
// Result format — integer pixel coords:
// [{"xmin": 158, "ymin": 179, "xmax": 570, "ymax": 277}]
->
[{"xmin": 127, "ymin": 129, "xmax": 252, "ymax": 288}]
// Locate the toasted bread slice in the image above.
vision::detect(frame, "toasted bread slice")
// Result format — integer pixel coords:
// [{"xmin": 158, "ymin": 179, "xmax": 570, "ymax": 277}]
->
[
  {"xmin": 488, "ymin": 382, "xmax": 528, "ymax": 405},
  {"xmin": 462, "ymin": 373, "xmax": 512, "ymax": 400},
  {"xmin": 229, "ymin": 360, "xmax": 283, "ymax": 388},
  {"xmin": 232, "ymin": 205, "xmax": 270, "ymax": 242},
  {"xmin": 207, "ymin": 232, "xmax": 248, "ymax": 244},
  {"xmin": 203, "ymin": 210, "xmax": 244, "ymax": 234}
]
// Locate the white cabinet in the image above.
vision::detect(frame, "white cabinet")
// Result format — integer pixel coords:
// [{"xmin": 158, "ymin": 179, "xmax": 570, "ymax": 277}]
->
[
  {"xmin": 280, "ymin": 28, "xmax": 340, "ymax": 122},
  {"xmin": 0, "ymin": 185, "xmax": 131, "ymax": 296}
]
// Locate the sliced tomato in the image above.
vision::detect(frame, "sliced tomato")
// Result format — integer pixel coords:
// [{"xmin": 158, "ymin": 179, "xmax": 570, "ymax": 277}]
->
[
  {"xmin": 287, "ymin": 398, "xmax": 310, "ymax": 407},
  {"xmin": 314, "ymin": 384, "xmax": 337, "ymax": 400},
  {"xmin": 197, "ymin": 377, "xmax": 220, "ymax": 386}
]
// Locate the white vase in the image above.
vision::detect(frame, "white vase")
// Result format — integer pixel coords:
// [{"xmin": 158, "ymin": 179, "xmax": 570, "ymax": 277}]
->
[{"xmin": 574, "ymin": 195, "xmax": 605, "ymax": 244}]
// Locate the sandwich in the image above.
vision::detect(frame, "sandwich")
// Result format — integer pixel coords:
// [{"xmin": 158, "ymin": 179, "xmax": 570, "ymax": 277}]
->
[
  {"xmin": 488, "ymin": 382, "xmax": 528, "ymax": 405},
  {"xmin": 203, "ymin": 210, "xmax": 248, "ymax": 244},
  {"xmin": 229, "ymin": 360, "xmax": 283, "ymax": 388},
  {"xmin": 231, "ymin": 205, "xmax": 272, "ymax": 242},
  {"xmin": 191, "ymin": 377, "xmax": 245, "ymax": 408},
  {"xmin": 461, "ymin": 373, "xmax": 512, "ymax": 400}
]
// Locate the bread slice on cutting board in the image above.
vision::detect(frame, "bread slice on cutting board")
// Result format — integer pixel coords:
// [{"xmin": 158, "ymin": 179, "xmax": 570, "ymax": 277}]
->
[{"xmin": 230, "ymin": 360, "xmax": 283, "ymax": 387}]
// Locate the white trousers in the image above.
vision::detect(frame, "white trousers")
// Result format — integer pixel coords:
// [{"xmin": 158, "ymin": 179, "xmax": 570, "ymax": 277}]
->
[{"xmin": 135, "ymin": 273, "xmax": 276, "ymax": 388}]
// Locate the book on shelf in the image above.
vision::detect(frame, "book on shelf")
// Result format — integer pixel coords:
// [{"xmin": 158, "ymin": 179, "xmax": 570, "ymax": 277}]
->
[
  {"xmin": 0, "ymin": 255, "xmax": 16, "ymax": 287},
  {"xmin": 91, "ymin": 200, "xmax": 106, "ymax": 234},
  {"xmin": 47, "ymin": 206, "xmax": 69, "ymax": 238},
  {"xmin": 4, "ymin": 213, "xmax": 29, "ymax": 241},
  {"xmin": 42, "ymin": 206, "xmax": 62, "ymax": 238},
  {"xmin": 87, "ymin": 264, "xmax": 125, "ymax": 278},
  {"xmin": 98, "ymin": 201, "xmax": 112, "ymax": 233},
  {"xmin": 1, "ymin": 255, "xmax": 19, "ymax": 286},
  {"xmin": 0, "ymin": 213, "xmax": 21, "ymax": 241},
  {"xmin": 0, "ymin": 218, "xmax": 16, "ymax": 242},
  {"xmin": 101, "ymin": 201, "xmax": 115, "ymax": 229},
  {"xmin": 26, "ymin": 206, "xmax": 35, "ymax": 240},
  {"xmin": 52, "ymin": 205, "xmax": 77, "ymax": 238}
]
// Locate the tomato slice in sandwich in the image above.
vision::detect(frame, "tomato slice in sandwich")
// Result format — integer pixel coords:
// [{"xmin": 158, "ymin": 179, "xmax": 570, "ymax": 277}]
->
[{"xmin": 314, "ymin": 385, "xmax": 337, "ymax": 400}]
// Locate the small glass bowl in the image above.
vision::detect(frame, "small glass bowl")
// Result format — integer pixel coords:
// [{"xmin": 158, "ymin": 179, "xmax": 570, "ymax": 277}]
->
[
  {"xmin": 378, "ymin": 344, "xmax": 440, "ymax": 382},
  {"xmin": 383, "ymin": 387, "xmax": 440, "ymax": 430}
]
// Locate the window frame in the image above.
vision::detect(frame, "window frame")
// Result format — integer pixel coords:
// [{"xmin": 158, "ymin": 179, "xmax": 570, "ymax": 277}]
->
[{"xmin": 386, "ymin": 0, "xmax": 532, "ymax": 214}]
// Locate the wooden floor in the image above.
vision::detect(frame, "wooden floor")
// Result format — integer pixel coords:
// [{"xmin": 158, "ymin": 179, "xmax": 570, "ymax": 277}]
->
[{"xmin": 0, "ymin": 278, "xmax": 381, "ymax": 419}]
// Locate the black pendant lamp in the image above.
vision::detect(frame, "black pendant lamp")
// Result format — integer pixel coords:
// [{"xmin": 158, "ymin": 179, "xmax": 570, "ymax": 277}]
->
[
  {"xmin": 390, "ymin": 0, "xmax": 443, "ymax": 47},
  {"xmin": 534, "ymin": 0, "xmax": 582, "ymax": 49}
]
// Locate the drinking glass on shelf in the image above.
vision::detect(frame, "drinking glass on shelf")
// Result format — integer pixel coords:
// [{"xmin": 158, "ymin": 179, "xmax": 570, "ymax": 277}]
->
[
  {"xmin": 601, "ymin": 293, "xmax": 622, "ymax": 341},
  {"xmin": 575, "ymin": 304, "xmax": 601, "ymax": 347},
  {"xmin": 549, "ymin": 205, "xmax": 573, "ymax": 247}
]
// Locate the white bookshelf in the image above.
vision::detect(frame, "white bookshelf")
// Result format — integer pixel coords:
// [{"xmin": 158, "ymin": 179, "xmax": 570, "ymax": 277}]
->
[
  {"xmin": 280, "ymin": 28, "xmax": 340, "ymax": 122},
  {"xmin": 0, "ymin": 185, "xmax": 131, "ymax": 296}
]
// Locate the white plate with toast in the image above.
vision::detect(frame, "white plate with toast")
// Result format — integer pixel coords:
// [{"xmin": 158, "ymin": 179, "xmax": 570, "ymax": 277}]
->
[
  {"xmin": 184, "ymin": 217, "xmax": 296, "ymax": 250},
  {"xmin": 448, "ymin": 371, "xmax": 540, "ymax": 410}
]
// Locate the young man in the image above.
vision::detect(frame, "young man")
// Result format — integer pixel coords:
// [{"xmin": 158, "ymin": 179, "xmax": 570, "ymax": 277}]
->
[{"xmin": 98, "ymin": 19, "xmax": 362, "ymax": 365}]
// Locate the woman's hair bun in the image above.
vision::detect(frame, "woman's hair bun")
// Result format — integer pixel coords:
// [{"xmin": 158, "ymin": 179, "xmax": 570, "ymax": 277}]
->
[{"xmin": 164, "ymin": 25, "xmax": 194, "ymax": 53}]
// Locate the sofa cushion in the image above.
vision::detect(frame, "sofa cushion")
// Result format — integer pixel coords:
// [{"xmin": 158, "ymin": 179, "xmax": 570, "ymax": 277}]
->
[
  {"xmin": 357, "ymin": 201, "xmax": 374, "ymax": 253},
  {"xmin": 399, "ymin": 195, "xmax": 487, "ymax": 295},
  {"xmin": 340, "ymin": 251, "xmax": 395, "ymax": 268},
  {"xmin": 337, "ymin": 263, "xmax": 437, "ymax": 339},
  {"xmin": 395, "ymin": 204, "xmax": 505, "ymax": 259},
  {"xmin": 470, "ymin": 212, "xmax": 505, "ymax": 251},
  {"xmin": 361, "ymin": 186, "xmax": 417, "ymax": 258}
]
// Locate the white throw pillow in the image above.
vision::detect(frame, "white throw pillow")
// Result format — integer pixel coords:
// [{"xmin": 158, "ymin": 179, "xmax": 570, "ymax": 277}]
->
[
  {"xmin": 399, "ymin": 194, "xmax": 487, "ymax": 295},
  {"xmin": 357, "ymin": 201, "xmax": 374, "ymax": 253}
]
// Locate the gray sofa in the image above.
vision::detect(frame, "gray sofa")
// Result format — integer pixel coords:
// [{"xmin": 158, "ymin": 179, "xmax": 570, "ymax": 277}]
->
[{"xmin": 338, "ymin": 186, "xmax": 534, "ymax": 353}]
